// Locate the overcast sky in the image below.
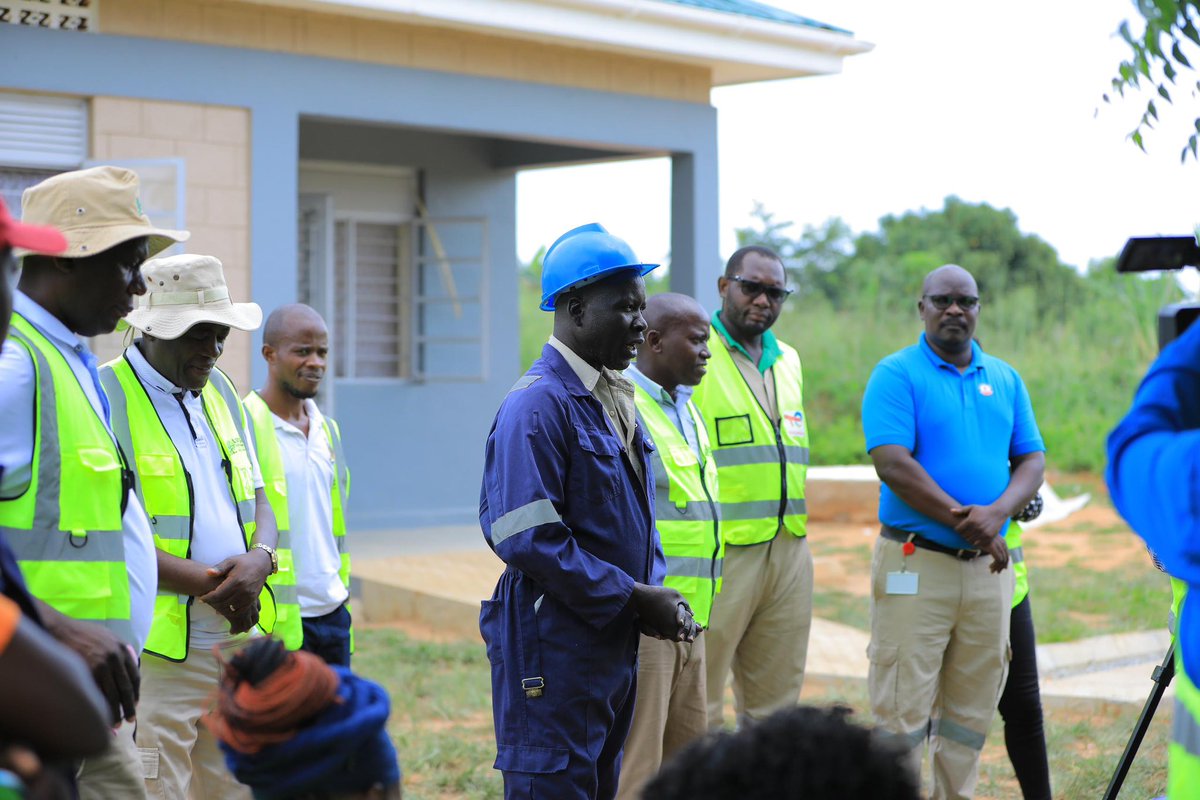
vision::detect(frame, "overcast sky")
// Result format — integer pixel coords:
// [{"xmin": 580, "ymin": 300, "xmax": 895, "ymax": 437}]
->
[{"xmin": 516, "ymin": 0, "xmax": 1198, "ymax": 274}]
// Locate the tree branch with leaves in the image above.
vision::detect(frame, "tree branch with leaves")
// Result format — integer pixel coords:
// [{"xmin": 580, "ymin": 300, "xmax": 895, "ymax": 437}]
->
[{"xmin": 1108, "ymin": 0, "xmax": 1200, "ymax": 161}]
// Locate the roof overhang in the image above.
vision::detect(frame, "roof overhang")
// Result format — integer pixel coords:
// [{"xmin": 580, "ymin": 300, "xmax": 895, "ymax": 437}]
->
[{"xmin": 240, "ymin": 0, "xmax": 874, "ymax": 86}]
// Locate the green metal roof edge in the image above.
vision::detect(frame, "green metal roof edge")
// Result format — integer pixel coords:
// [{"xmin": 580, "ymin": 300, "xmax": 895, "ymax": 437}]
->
[{"xmin": 655, "ymin": 0, "xmax": 852, "ymax": 36}]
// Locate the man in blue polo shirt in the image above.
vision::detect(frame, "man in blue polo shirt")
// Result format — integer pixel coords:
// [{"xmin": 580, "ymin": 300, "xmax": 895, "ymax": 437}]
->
[{"xmin": 861, "ymin": 264, "xmax": 1044, "ymax": 800}]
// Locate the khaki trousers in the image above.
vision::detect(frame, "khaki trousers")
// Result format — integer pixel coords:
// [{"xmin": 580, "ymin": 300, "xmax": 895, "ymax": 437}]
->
[
  {"xmin": 615, "ymin": 635, "xmax": 707, "ymax": 800},
  {"xmin": 77, "ymin": 722, "xmax": 146, "ymax": 800},
  {"xmin": 867, "ymin": 537, "xmax": 1013, "ymax": 800},
  {"xmin": 137, "ymin": 643, "xmax": 253, "ymax": 800},
  {"xmin": 704, "ymin": 532, "xmax": 813, "ymax": 727}
]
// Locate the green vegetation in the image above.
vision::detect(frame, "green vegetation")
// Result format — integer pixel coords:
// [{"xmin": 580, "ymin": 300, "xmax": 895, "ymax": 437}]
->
[
  {"xmin": 520, "ymin": 198, "xmax": 1186, "ymax": 472},
  {"xmin": 354, "ymin": 628, "xmax": 498, "ymax": 800},
  {"xmin": 357, "ymin": 625, "xmax": 1170, "ymax": 799}
]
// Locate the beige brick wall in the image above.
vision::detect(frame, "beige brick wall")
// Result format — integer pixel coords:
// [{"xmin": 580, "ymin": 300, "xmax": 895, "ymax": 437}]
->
[
  {"xmin": 99, "ymin": 0, "xmax": 712, "ymax": 104},
  {"xmin": 89, "ymin": 97, "xmax": 255, "ymax": 393}
]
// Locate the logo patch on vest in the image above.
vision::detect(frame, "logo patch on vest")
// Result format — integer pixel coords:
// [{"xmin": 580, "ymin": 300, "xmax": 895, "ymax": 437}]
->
[
  {"xmin": 783, "ymin": 410, "xmax": 806, "ymax": 439},
  {"xmin": 225, "ymin": 437, "xmax": 248, "ymax": 456}
]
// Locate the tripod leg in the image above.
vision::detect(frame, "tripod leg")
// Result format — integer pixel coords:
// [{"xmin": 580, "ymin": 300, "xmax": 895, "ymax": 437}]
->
[{"xmin": 1103, "ymin": 641, "xmax": 1176, "ymax": 800}]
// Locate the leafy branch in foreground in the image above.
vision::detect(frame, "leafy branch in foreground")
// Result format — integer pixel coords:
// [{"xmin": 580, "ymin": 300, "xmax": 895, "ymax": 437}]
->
[{"xmin": 1107, "ymin": 0, "xmax": 1200, "ymax": 162}]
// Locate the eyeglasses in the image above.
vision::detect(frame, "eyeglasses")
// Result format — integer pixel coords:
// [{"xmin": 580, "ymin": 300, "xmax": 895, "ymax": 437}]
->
[
  {"xmin": 923, "ymin": 294, "xmax": 979, "ymax": 311},
  {"xmin": 730, "ymin": 276, "xmax": 793, "ymax": 303}
]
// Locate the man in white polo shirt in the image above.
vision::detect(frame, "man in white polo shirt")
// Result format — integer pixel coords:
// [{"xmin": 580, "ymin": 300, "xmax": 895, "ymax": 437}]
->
[
  {"xmin": 100, "ymin": 253, "xmax": 279, "ymax": 800},
  {"xmin": 0, "ymin": 166, "xmax": 189, "ymax": 800},
  {"xmin": 244, "ymin": 303, "xmax": 352, "ymax": 665}
]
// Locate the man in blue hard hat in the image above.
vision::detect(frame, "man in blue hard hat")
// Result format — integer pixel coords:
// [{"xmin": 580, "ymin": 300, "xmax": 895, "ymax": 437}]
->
[{"xmin": 479, "ymin": 223, "xmax": 699, "ymax": 800}]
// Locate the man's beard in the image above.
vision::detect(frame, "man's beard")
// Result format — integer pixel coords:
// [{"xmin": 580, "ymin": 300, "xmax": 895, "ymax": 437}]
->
[{"xmin": 283, "ymin": 379, "xmax": 318, "ymax": 400}]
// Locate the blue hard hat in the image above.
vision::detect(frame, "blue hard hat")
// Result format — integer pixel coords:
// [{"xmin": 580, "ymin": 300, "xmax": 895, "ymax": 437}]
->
[{"xmin": 539, "ymin": 223, "xmax": 659, "ymax": 311}]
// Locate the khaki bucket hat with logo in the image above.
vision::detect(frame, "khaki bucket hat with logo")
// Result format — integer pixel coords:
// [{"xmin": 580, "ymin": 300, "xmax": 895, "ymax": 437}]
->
[
  {"xmin": 124, "ymin": 254, "xmax": 262, "ymax": 340},
  {"xmin": 20, "ymin": 165, "xmax": 189, "ymax": 259}
]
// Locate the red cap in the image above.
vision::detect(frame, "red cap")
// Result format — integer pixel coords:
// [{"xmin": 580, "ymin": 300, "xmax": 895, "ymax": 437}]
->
[{"xmin": 0, "ymin": 196, "xmax": 67, "ymax": 255}]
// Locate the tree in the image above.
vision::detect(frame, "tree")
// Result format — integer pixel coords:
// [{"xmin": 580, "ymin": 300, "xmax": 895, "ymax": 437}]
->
[{"xmin": 1109, "ymin": 0, "xmax": 1200, "ymax": 161}]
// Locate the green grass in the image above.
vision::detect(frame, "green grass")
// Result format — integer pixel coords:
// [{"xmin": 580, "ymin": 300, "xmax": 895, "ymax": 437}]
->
[
  {"xmin": 811, "ymin": 588, "xmax": 870, "ymax": 630},
  {"xmin": 1029, "ymin": 558, "xmax": 1170, "ymax": 644},
  {"xmin": 353, "ymin": 628, "xmax": 500, "ymax": 800},
  {"xmin": 518, "ymin": 276, "xmax": 1170, "ymax": 474}
]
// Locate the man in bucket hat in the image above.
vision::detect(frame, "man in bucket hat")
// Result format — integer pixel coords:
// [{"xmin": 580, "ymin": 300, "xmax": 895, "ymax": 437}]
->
[
  {"xmin": 99, "ymin": 253, "xmax": 280, "ymax": 799},
  {"xmin": 0, "ymin": 165, "xmax": 189, "ymax": 799}
]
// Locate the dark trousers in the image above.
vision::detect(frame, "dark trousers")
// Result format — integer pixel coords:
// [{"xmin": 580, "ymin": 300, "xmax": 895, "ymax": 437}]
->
[
  {"xmin": 301, "ymin": 603, "xmax": 352, "ymax": 667},
  {"xmin": 998, "ymin": 595, "xmax": 1052, "ymax": 800}
]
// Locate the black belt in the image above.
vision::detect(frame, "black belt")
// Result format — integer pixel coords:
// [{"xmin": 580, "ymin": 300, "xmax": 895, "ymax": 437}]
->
[{"xmin": 881, "ymin": 525, "xmax": 983, "ymax": 561}]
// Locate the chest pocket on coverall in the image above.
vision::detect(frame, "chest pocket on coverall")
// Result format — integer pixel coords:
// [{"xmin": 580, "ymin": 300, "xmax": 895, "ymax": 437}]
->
[{"xmin": 573, "ymin": 425, "xmax": 623, "ymax": 504}]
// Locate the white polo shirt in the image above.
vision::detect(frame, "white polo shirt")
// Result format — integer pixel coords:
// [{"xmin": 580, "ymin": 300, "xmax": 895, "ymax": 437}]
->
[
  {"xmin": 124, "ymin": 344, "xmax": 264, "ymax": 648},
  {"xmin": 0, "ymin": 292, "xmax": 157, "ymax": 653},
  {"xmin": 271, "ymin": 399, "xmax": 348, "ymax": 617}
]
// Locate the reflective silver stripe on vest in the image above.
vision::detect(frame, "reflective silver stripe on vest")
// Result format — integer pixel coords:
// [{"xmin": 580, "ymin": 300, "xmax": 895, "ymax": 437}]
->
[
  {"xmin": 237, "ymin": 497, "xmax": 257, "ymax": 523},
  {"xmin": 10, "ymin": 328, "xmax": 65, "ymax": 529},
  {"xmin": 1174, "ymin": 695, "xmax": 1200, "ymax": 756},
  {"xmin": 491, "ymin": 499, "xmax": 561, "ymax": 545},
  {"xmin": 712, "ymin": 444, "xmax": 810, "ymax": 469},
  {"xmin": 85, "ymin": 617, "xmax": 137, "ymax": 643},
  {"xmin": 932, "ymin": 717, "xmax": 986, "ymax": 751},
  {"xmin": 2, "ymin": 528, "xmax": 126, "ymax": 562},
  {"xmin": 665, "ymin": 555, "xmax": 723, "ymax": 581},
  {"xmin": 269, "ymin": 583, "xmax": 299, "ymax": 605},
  {"xmin": 146, "ymin": 514, "xmax": 190, "ymax": 541},
  {"xmin": 326, "ymin": 419, "xmax": 350, "ymax": 511},
  {"xmin": 654, "ymin": 488, "xmax": 719, "ymax": 523},
  {"xmin": 275, "ymin": 528, "xmax": 292, "ymax": 552},
  {"xmin": 1010, "ymin": 546, "xmax": 1024, "ymax": 564},
  {"xmin": 721, "ymin": 497, "xmax": 807, "ymax": 522}
]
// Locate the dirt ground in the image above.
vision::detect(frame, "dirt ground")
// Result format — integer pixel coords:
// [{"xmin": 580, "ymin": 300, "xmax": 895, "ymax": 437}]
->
[{"xmin": 808, "ymin": 482, "xmax": 1144, "ymax": 599}]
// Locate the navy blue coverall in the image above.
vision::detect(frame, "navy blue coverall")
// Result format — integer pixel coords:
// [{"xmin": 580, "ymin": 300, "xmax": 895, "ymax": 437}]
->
[{"xmin": 480, "ymin": 344, "xmax": 662, "ymax": 800}]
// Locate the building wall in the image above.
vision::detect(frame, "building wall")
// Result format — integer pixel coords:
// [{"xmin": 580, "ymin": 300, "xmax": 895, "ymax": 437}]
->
[
  {"xmin": 89, "ymin": 97, "xmax": 254, "ymax": 390},
  {"xmin": 98, "ymin": 0, "xmax": 712, "ymax": 104},
  {"xmin": 3, "ymin": 25, "xmax": 720, "ymax": 528},
  {"xmin": 299, "ymin": 121, "xmax": 518, "ymax": 527}
]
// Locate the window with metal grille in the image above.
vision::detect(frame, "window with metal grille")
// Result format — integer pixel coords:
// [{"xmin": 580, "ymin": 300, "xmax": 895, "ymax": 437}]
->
[
  {"xmin": 0, "ymin": 0, "xmax": 97, "ymax": 31},
  {"xmin": 333, "ymin": 219, "xmax": 413, "ymax": 379}
]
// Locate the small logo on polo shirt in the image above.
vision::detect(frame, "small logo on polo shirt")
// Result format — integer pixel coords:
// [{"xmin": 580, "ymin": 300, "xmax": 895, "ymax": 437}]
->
[{"xmin": 979, "ymin": 383, "xmax": 994, "ymax": 397}]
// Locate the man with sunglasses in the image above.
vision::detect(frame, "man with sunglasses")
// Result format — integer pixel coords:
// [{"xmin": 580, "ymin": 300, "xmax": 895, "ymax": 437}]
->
[
  {"xmin": 692, "ymin": 246, "xmax": 812, "ymax": 728},
  {"xmin": 861, "ymin": 264, "xmax": 1044, "ymax": 800}
]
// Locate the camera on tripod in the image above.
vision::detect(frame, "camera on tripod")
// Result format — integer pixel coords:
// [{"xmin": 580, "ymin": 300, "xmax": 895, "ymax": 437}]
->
[
  {"xmin": 1116, "ymin": 231, "xmax": 1200, "ymax": 348},
  {"xmin": 1102, "ymin": 229, "xmax": 1200, "ymax": 800}
]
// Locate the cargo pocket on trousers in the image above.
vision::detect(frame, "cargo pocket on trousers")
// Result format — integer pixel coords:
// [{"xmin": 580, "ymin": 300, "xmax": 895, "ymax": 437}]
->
[
  {"xmin": 866, "ymin": 642, "xmax": 900, "ymax": 717},
  {"xmin": 494, "ymin": 743, "xmax": 570, "ymax": 775}
]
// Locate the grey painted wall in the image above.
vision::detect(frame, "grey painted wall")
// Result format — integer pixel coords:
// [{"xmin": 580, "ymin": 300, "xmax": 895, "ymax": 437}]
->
[{"xmin": 1, "ymin": 24, "xmax": 721, "ymax": 528}]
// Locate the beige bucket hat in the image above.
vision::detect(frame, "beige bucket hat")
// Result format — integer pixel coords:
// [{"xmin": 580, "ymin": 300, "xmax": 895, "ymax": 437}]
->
[
  {"xmin": 124, "ymin": 254, "xmax": 262, "ymax": 339},
  {"xmin": 21, "ymin": 165, "xmax": 189, "ymax": 259}
]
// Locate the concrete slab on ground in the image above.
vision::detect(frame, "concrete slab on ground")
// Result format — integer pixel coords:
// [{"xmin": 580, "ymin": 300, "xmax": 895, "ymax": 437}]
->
[{"xmin": 352, "ymin": 547, "xmax": 1173, "ymax": 708}]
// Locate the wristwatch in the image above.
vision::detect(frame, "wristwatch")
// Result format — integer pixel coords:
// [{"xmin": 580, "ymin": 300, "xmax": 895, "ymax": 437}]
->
[{"xmin": 251, "ymin": 542, "xmax": 278, "ymax": 575}]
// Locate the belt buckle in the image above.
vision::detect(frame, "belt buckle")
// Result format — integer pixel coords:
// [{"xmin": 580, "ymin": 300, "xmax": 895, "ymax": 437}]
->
[{"xmin": 522, "ymin": 677, "xmax": 545, "ymax": 698}]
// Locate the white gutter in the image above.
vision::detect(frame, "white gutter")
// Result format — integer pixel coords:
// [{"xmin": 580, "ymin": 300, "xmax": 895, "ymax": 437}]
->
[{"xmin": 242, "ymin": 0, "xmax": 874, "ymax": 85}]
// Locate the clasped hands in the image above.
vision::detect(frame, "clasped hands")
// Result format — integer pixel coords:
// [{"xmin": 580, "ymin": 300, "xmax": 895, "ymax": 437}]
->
[
  {"xmin": 200, "ymin": 548, "xmax": 273, "ymax": 634},
  {"xmin": 949, "ymin": 503, "xmax": 1010, "ymax": 573},
  {"xmin": 631, "ymin": 584, "xmax": 700, "ymax": 643}
]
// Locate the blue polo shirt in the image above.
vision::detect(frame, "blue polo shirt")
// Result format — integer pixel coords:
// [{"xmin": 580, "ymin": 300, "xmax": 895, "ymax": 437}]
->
[{"xmin": 862, "ymin": 334, "xmax": 1044, "ymax": 549}]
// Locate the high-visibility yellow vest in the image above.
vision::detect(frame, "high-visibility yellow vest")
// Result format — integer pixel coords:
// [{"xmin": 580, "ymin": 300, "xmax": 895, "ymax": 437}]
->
[
  {"xmin": 633, "ymin": 385, "xmax": 722, "ymax": 629},
  {"xmin": 242, "ymin": 391, "xmax": 352, "ymax": 651},
  {"xmin": 0, "ymin": 315, "xmax": 135, "ymax": 645},
  {"xmin": 691, "ymin": 326, "xmax": 808, "ymax": 545},
  {"xmin": 100, "ymin": 355, "xmax": 277, "ymax": 662},
  {"xmin": 1010, "ymin": 523, "xmax": 1028, "ymax": 608},
  {"xmin": 1170, "ymin": 586, "xmax": 1200, "ymax": 798}
]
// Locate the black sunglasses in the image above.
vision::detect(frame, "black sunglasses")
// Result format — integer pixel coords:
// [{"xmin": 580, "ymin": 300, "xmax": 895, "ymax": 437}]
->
[
  {"xmin": 923, "ymin": 294, "xmax": 979, "ymax": 311},
  {"xmin": 731, "ymin": 275, "xmax": 793, "ymax": 303}
]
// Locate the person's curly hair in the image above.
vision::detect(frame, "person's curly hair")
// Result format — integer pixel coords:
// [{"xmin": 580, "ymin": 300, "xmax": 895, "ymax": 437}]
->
[{"xmin": 641, "ymin": 705, "xmax": 921, "ymax": 800}]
